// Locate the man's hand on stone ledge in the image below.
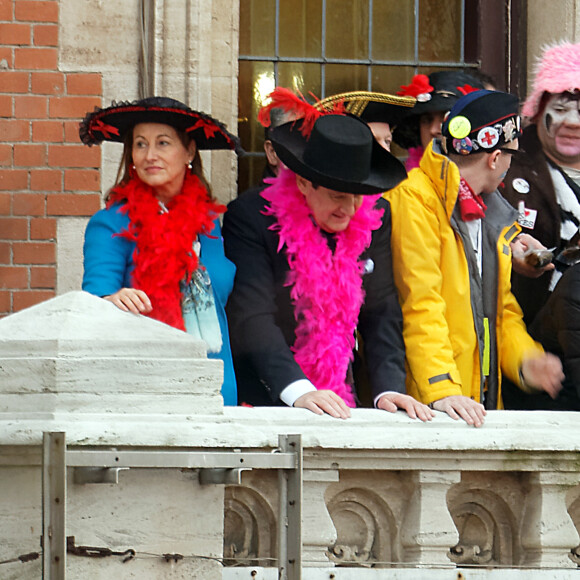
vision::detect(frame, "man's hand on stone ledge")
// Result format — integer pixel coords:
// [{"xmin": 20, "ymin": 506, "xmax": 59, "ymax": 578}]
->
[
  {"xmin": 377, "ymin": 393, "xmax": 435, "ymax": 422},
  {"xmin": 431, "ymin": 395, "xmax": 486, "ymax": 427},
  {"xmin": 294, "ymin": 390, "xmax": 351, "ymax": 419}
]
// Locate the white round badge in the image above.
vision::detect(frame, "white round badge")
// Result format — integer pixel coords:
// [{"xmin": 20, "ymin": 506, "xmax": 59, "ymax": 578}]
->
[
  {"xmin": 477, "ymin": 126, "xmax": 499, "ymax": 149},
  {"xmin": 512, "ymin": 177, "xmax": 530, "ymax": 194}
]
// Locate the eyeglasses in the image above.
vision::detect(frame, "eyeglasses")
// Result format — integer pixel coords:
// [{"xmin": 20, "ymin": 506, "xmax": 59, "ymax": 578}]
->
[{"xmin": 498, "ymin": 147, "xmax": 526, "ymax": 158}]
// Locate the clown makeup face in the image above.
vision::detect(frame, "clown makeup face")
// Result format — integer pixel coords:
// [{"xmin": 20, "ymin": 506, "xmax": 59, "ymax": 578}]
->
[{"xmin": 537, "ymin": 92, "xmax": 580, "ymax": 167}]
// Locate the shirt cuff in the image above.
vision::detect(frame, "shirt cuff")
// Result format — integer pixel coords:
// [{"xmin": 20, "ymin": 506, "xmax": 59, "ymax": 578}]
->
[
  {"xmin": 373, "ymin": 390, "xmax": 400, "ymax": 408},
  {"xmin": 280, "ymin": 379, "xmax": 317, "ymax": 407}
]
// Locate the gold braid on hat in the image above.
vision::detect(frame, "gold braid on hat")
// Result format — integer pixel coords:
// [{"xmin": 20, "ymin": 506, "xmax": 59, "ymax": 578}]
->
[{"xmin": 314, "ymin": 91, "xmax": 416, "ymax": 117}]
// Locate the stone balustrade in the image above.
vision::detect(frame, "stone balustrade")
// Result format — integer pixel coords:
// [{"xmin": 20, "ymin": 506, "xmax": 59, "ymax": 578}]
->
[{"xmin": 1, "ymin": 292, "xmax": 580, "ymax": 579}]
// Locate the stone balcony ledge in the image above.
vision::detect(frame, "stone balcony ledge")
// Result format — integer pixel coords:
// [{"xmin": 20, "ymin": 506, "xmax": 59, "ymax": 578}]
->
[
  {"xmin": 1, "ymin": 292, "xmax": 580, "ymax": 578},
  {"xmin": 0, "ymin": 407, "xmax": 579, "ymax": 455}
]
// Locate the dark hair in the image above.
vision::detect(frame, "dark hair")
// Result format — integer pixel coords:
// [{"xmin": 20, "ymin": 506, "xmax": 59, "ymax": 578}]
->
[
  {"xmin": 392, "ymin": 114, "xmax": 421, "ymax": 149},
  {"xmin": 264, "ymin": 107, "xmax": 295, "ymax": 140},
  {"xmin": 463, "ymin": 68, "xmax": 497, "ymax": 90},
  {"xmin": 105, "ymin": 125, "xmax": 213, "ymax": 202}
]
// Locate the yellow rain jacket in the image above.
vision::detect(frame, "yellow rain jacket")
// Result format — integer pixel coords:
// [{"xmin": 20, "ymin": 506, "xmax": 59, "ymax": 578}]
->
[{"xmin": 384, "ymin": 142, "xmax": 543, "ymax": 407}]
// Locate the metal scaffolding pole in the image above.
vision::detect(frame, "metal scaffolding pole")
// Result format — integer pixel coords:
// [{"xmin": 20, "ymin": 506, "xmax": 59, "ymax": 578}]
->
[{"xmin": 42, "ymin": 432, "xmax": 66, "ymax": 580}]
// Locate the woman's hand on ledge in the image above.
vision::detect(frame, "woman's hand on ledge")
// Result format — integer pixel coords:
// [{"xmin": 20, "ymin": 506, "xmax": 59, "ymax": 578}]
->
[{"xmin": 104, "ymin": 288, "xmax": 153, "ymax": 315}]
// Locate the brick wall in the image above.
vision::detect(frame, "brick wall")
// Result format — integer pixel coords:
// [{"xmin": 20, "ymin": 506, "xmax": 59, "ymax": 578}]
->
[{"xmin": 0, "ymin": 0, "xmax": 102, "ymax": 315}]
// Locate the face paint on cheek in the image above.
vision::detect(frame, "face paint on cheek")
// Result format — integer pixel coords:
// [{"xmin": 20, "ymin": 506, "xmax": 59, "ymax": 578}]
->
[{"xmin": 545, "ymin": 112, "xmax": 553, "ymax": 135}]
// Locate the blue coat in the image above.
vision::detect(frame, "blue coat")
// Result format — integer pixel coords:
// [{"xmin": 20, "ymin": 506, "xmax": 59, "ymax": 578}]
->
[{"xmin": 83, "ymin": 203, "xmax": 237, "ymax": 406}]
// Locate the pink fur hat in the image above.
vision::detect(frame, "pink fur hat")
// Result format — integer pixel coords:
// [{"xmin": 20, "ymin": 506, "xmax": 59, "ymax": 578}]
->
[{"xmin": 522, "ymin": 41, "xmax": 580, "ymax": 118}]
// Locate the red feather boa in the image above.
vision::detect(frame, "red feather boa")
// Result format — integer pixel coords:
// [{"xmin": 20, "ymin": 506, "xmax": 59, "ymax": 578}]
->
[
  {"xmin": 107, "ymin": 172, "xmax": 225, "ymax": 330},
  {"xmin": 262, "ymin": 168, "xmax": 384, "ymax": 407}
]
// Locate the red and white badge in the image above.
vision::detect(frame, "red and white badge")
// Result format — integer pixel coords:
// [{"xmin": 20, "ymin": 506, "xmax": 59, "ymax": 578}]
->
[
  {"xmin": 517, "ymin": 200, "xmax": 537, "ymax": 229},
  {"xmin": 477, "ymin": 126, "xmax": 499, "ymax": 149}
]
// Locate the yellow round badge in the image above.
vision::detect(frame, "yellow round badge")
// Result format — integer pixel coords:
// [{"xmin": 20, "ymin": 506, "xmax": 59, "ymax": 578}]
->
[{"xmin": 448, "ymin": 116, "xmax": 471, "ymax": 139}]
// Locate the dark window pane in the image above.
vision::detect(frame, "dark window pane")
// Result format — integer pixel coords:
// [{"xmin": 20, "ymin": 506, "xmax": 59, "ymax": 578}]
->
[
  {"xmin": 278, "ymin": 62, "xmax": 321, "ymax": 99},
  {"xmin": 325, "ymin": 64, "xmax": 368, "ymax": 95},
  {"xmin": 326, "ymin": 0, "xmax": 369, "ymax": 60},
  {"xmin": 279, "ymin": 0, "xmax": 323, "ymax": 58},
  {"xmin": 238, "ymin": 0, "xmax": 475, "ymax": 195},
  {"xmin": 372, "ymin": 0, "xmax": 415, "ymax": 62},
  {"xmin": 239, "ymin": 0, "xmax": 276, "ymax": 56},
  {"xmin": 418, "ymin": 0, "xmax": 462, "ymax": 62},
  {"xmin": 371, "ymin": 65, "xmax": 416, "ymax": 94},
  {"xmin": 238, "ymin": 60, "xmax": 275, "ymax": 155}
]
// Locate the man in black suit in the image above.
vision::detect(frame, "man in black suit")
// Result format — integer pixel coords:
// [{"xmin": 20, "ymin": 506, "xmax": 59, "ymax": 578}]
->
[{"xmin": 223, "ymin": 90, "xmax": 433, "ymax": 420}]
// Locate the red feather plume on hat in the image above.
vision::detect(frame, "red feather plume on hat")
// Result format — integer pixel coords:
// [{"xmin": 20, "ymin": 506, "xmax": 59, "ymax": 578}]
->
[
  {"xmin": 457, "ymin": 84, "xmax": 480, "ymax": 96},
  {"xmin": 397, "ymin": 74, "xmax": 434, "ymax": 98},
  {"xmin": 258, "ymin": 87, "xmax": 343, "ymax": 138}
]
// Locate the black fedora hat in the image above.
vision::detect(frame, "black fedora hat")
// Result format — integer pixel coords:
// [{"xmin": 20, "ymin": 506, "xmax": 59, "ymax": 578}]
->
[
  {"xmin": 79, "ymin": 96, "xmax": 240, "ymax": 152},
  {"xmin": 315, "ymin": 91, "xmax": 416, "ymax": 128},
  {"xmin": 269, "ymin": 114, "xmax": 407, "ymax": 195}
]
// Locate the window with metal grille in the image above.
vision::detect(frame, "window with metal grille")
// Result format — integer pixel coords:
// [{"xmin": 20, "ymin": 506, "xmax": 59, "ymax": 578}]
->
[{"xmin": 237, "ymin": 0, "xmax": 525, "ymax": 193}]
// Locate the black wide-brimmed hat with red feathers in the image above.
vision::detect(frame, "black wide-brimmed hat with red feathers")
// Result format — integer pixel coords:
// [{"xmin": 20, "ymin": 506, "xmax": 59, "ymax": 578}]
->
[
  {"xmin": 393, "ymin": 71, "xmax": 485, "ymax": 149},
  {"xmin": 79, "ymin": 96, "xmax": 240, "ymax": 152},
  {"xmin": 259, "ymin": 88, "xmax": 407, "ymax": 195}
]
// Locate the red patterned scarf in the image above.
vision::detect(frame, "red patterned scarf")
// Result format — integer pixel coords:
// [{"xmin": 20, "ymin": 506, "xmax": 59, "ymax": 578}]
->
[
  {"xmin": 457, "ymin": 177, "xmax": 487, "ymax": 221},
  {"xmin": 107, "ymin": 171, "xmax": 225, "ymax": 330},
  {"xmin": 262, "ymin": 167, "xmax": 384, "ymax": 407}
]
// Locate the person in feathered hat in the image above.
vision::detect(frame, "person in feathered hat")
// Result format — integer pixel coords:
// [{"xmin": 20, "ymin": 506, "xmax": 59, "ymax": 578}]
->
[
  {"xmin": 80, "ymin": 96, "xmax": 240, "ymax": 405},
  {"xmin": 497, "ymin": 41, "xmax": 580, "ymax": 409},
  {"xmin": 385, "ymin": 89, "xmax": 564, "ymax": 426},
  {"xmin": 315, "ymin": 90, "xmax": 416, "ymax": 151},
  {"xmin": 393, "ymin": 70, "xmax": 485, "ymax": 170},
  {"xmin": 223, "ymin": 87, "xmax": 434, "ymax": 420}
]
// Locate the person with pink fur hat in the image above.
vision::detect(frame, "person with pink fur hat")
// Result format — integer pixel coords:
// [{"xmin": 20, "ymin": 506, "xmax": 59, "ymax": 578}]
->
[{"xmin": 500, "ymin": 41, "xmax": 580, "ymax": 409}]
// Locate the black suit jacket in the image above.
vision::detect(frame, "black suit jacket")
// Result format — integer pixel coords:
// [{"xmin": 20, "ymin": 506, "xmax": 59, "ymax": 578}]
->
[
  {"xmin": 527, "ymin": 263, "xmax": 580, "ymax": 410},
  {"xmin": 223, "ymin": 189, "xmax": 405, "ymax": 406}
]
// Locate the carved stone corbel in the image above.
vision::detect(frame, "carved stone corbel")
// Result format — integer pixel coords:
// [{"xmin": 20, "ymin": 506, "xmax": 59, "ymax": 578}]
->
[
  {"xmin": 521, "ymin": 471, "xmax": 580, "ymax": 568},
  {"xmin": 302, "ymin": 469, "xmax": 339, "ymax": 566},
  {"xmin": 400, "ymin": 470, "xmax": 461, "ymax": 566}
]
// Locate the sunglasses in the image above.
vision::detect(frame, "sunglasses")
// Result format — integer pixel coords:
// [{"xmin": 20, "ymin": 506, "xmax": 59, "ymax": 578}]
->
[{"xmin": 498, "ymin": 147, "xmax": 526, "ymax": 158}]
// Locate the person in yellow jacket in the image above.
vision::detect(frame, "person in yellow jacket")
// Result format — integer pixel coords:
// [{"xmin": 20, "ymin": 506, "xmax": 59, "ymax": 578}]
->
[{"xmin": 385, "ymin": 89, "xmax": 564, "ymax": 427}]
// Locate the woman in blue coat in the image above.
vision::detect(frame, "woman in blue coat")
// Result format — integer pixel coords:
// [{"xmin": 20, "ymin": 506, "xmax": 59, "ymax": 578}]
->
[{"xmin": 80, "ymin": 96, "xmax": 239, "ymax": 405}]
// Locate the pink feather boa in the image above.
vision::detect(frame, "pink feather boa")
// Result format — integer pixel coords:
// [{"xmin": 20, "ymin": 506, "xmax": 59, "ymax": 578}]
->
[
  {"xmin": 405, "ymin": 146, "xmax": 424, "ymax": 171},
  {"xmin": 261, "ymin": 167, "xmax": 384, "ymax": 407}
]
